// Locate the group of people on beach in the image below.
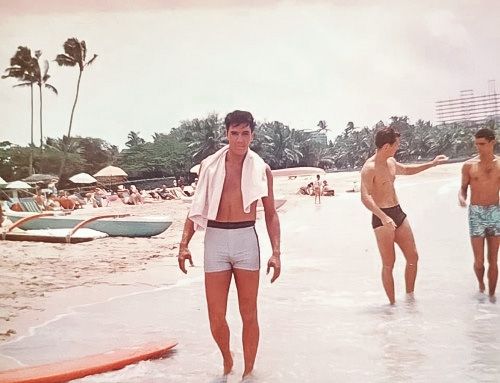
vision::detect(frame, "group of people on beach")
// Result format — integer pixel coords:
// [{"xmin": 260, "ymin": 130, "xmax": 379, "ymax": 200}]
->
[
  {"xmin": 298, "ymin": 176, "xmax": 335, "ymax": 201},
  {"xmin": 175, "ymin": 110, "xmax": 498, "ymax": 381}
]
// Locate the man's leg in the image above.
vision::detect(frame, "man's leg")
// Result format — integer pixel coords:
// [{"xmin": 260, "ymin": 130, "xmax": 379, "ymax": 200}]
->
[
  {"xmin": 394, "ymin": 220, "xmax": 419, "ymax": 295},
  {"xmin": 205, "ymin": 270, "xmax": 233, "ymax": 375},
  {"xmin": 486, "ymin": 235, "xmax": 499, "ymax": 296},
  {"xmin": 470, "ymin": 237, "xmax": 486, "ymax": 292},
  {"xmin": 374, "ymin": 227, "xmax": 396, "ymax": 304},
  {"xmin": 233, "ymin": 269, "xmax": 260, "ymax": 377}
]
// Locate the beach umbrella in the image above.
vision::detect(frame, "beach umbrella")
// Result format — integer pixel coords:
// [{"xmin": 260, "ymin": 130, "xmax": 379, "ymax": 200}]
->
[
  {"xmin": 69, "ymin": 172, "xmax": 97, "ymax": 184},
  {"xmin": 5, "ymin": 180, "xmax": 33, "ymax": 189},
  {"xmin": 5, "ymin": 180, "xmax": 33, "ymax": 199},
  {"xmin": 190, "ymin": 164, "xmax": 200, "ymax": 174},
  {"xmin": 94, "ymin": 165, "xmax": 128, "ymax": 178},
  {"xmin": 271, "ymin": 167, "xmax": 326, "ymax": 177},
  {"xmin": 22, "ymin": 174, "xmax": 58, "ymax": 183}
]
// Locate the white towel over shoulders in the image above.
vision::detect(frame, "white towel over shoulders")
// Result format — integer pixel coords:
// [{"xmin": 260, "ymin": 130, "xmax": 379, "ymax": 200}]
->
[{"xmin": 188, "ymin": 145, "xmax": 268, "ymax": 230}]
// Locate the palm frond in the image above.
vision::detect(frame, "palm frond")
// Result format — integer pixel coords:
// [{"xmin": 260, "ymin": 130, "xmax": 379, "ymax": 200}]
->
[
  {"xmin": 81, "ymin": 40, "xmax": 87, "ymax": 62},
  {"xmin": 85, "ymin": 54, "xmax": 98, "ymax": 67},
  {"xmin": 12, "ymin": 82, "xmax": 33, "ymax": 88},
  {"xmin": 55, "ymin": 54, "xmax": 76, "ymax": 67},
  {"xmin": 44, "ymin": 83, "xmax": 58, "ymax": 95}
]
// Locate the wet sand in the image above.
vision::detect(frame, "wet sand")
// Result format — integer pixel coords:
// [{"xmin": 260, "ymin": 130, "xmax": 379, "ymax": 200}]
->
[{"xmin": 1, "ymin": 162, "xmax": 499, "ymax": 382}]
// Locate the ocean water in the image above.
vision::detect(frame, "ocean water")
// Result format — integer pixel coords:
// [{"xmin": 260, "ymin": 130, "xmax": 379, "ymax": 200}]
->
[{"xmin": 1, "ymin": 175, "xmax": 499, "ymax": 382}]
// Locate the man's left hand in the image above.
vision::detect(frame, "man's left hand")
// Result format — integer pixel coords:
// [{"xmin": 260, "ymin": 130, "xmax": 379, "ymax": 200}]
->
[{"xmin": 267, "ymin": 255, "xmax": 281, "ymax": 283}]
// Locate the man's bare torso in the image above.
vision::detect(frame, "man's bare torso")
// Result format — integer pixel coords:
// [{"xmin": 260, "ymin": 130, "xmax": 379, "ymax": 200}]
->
[
  {"xmin": 465, "ymin": 155, "xmax": 500, "ymax": 206},
  {"xmin": 216, "ymin": 158, "xmax": 257, "ymax": 222},
  {"xmin": 364, "ymin": 155, "xmax": 399, "ymax": 208}
]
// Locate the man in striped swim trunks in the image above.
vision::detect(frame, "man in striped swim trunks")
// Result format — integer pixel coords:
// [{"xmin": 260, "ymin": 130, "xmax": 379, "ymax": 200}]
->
[
  {"xmin": 177, "ymin": 110, "xmax": 281, "ymax": 380},
  {"xmin": 459, "ymin": 128, "xmax": 499, "ymax": 301}
]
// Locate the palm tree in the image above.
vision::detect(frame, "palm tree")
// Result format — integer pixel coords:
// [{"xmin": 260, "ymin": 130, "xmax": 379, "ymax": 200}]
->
[
  {"xmin": 259, "ymin": 121, "xmax": 302, "ymax": 168},
  {"xmin": 33, "ymin": 50, "xmax": 58, "ymax": 153},
  {"xmin": 125, "ymin": 131, "xmax": 146, "ymax": 148},
  {"xmin": 55, "ymin": 38, "xmax": 97, "ymax": 175},
  {"xmin": 2, "ymin": 46, "xmax": 38, "ymax": 174},
  {"xmin": 317, "ymin": 120, "xmax": 329, "ymax": 133},
  {"xmin": 184, "ymin": 114, "xmax": 225, "ymax": 162}
]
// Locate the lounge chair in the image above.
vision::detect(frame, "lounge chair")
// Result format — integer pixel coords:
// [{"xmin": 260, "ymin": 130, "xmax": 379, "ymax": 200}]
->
[{"xmin": 19, "ymin": 197, "xmax": 43, "ymax": 213}]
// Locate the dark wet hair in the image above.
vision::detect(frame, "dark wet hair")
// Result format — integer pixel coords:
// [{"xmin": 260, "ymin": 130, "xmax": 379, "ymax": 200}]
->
[
  {"xmin": 224, "ymin": 110, "xmax": 256, "ymax": 132},
  {"xmin": 375, "ymin": 126, "xmax": 401, "ymax": 149},
  {"xmin": 475, "ymin": 128, "xmax": 496, "ymax": 142}
]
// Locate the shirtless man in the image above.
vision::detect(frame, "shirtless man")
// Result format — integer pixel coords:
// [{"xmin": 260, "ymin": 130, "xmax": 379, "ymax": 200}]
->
[
  {"xmin": 360, "ymin": 126, "xmax": 448, "ymax": 304},
  {"xmin": 177, "ymin": 110, "xmax": 281, "ymax": 379},
  {"xmin": 458, "ymin": 128, "xmax": 499, "ymax": 301}
]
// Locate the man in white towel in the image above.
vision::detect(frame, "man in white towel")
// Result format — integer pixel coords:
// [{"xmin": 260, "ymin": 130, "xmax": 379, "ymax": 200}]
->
[{"xmin": 177, "ymin": 110, "xmax": 281, "ymax": 379}]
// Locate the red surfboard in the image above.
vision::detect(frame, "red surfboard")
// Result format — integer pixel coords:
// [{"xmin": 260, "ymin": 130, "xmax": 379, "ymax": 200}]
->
[{"xmin": 0, "ymin": 340, "xmax": 177, "ymax": 383}]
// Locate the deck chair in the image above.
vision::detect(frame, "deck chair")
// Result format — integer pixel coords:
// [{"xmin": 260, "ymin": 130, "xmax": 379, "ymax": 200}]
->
[{"xmin": 19, "ymin": 197, "xmax": 43, "ymax": 213}]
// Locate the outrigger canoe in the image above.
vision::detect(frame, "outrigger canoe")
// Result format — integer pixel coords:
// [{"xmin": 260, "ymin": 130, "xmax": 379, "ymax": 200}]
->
[
  {"xmin": 5, "ymin": 211, "xmax": 172, "ymax": 238},
  {"xmin": 2, "ymin": 228, "xmax": 108, "ymax": 244}
]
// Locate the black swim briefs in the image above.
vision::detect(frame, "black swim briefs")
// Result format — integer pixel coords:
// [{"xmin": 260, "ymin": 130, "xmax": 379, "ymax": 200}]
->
[{"xmin": 372, "ymin": 204, "xmax": 407, "ymax": 229}]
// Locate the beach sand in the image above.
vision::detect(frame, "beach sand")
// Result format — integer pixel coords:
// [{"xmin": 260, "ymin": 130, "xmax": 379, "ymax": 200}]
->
[{"xmin": 3, "ymin": 161, "xmax": 499, "ymax": 382}]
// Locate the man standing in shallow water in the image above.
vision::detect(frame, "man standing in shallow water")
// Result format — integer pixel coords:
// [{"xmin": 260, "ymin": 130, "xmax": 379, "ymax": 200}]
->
[
  {"xmin": 360, "ymin": 126, "xmax": 448, "ymax": 304},
  {"xmin": 458, "ymin": 128, "xmax": 499, "ymax": 302},
  {"xmin": 177, "ymin": 110, "xmax": 281, "ymax": 380}
]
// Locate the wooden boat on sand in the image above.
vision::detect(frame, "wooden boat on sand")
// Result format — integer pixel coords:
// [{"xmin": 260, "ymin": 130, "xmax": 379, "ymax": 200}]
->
[{"xmin": 4, "ymin": 210, "xmax": 172, "ymax": 238}]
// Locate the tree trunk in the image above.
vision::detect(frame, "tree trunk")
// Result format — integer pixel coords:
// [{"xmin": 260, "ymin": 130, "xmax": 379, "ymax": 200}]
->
[
  {"xmin": 59, "ymin": 69, "xmax": 83, "ymax": 178},
  {"xmin": 39, "ymin": 84, "xmax": 43, "ymax": 153},
  {"xmin": 29, "ymin": 84, "xmax": 34, "ymax": 175}
]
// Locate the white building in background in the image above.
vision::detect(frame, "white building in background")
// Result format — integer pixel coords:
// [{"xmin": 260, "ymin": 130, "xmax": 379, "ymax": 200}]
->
[{"xmin": 435, "ymin": 80, "xmax": 499, "ymax": 125}]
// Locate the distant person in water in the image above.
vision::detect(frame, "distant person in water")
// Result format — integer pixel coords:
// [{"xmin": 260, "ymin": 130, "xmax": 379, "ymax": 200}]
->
[
  {"xmin": 360, "ymin": 126, "xmax": 448, "ymax": 304},
  {"xmin": 458, "ymin": 128, "xmax": 499, "ymax": 301},
  {"xmin": 177, "ymin": 110, "xmax": 281, "ymax": 379},
  {"xmin": 313, "ymin": 174, "xmax": 322, "ymax": 204}
]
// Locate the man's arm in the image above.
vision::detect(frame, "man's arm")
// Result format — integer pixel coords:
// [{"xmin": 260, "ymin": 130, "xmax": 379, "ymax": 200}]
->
[
  {"xmin": 178, "ymin": 215, "xmax": 195, "ymax": 273},
  {"xmin": 458, "ymin": 162, "xmax": 471, "ymax": 207},
  {"xmin": 360, "ymin": 165, "xmax": 396, "ymax": 229},
  {"xmin": 394, "ymin": 155, "xmax": 448, "ymax": 175},
  {"xmin": 261, "ymin": 167, "xmax": 281, "ymax": 283}
]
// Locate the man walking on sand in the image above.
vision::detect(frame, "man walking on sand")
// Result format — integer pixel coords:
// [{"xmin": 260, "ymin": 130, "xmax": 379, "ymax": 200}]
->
[
  {"xmin": 458, "ymin": 128, "xmax": 499, "ymax": 302},
  {"xmin": 177, "ymin": 110, "xmax": 281, "ymax": 380},
  {"xmin": 360, "ymin": 126, "xmax": 448, "ymax": 304}
]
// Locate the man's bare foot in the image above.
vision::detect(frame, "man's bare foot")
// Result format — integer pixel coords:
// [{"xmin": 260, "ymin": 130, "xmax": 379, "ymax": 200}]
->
[
  {"xmin": 489, "ymin": 295, "xmax": 496, "ymax": 303},
  {"xmin": 241, "ymin": 372, "xmax": 256, "ymax": 382},
  {"xmin": 479, "ymin": 281, "xmax": 485, "ymax": 293},
  {"xmin": 406, "ymin": 292, "xmax": 415, "ymax": 302},
  {"xmin": 223, "ymin": 353, "xmax": 233, "ymax": 375}
]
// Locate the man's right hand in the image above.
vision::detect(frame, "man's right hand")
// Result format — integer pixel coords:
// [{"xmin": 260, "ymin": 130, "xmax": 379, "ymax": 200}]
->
[
  {"xmin": 458, "ymin": 195, "xmax": 467, "ymax": 208},
  {"xmin": 178, "ymin": 246, "xmax": 194, "ymax": 274},
  {"xmin": 382, "ymin": 216, "xmax": 396, "ymax": 230}
]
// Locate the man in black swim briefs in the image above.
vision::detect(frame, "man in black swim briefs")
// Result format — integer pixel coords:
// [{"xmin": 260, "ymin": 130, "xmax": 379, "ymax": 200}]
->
[{"xmin": 360, "ymin": 126, "xmax": 448, "ymax": 304}]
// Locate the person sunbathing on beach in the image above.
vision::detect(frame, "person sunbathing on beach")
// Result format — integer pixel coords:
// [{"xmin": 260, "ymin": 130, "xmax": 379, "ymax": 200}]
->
[
  {"xmin": 458, "ymin": 128, "xmax": 499, "ymax": 301},
  {"xmin": 177, "ymin": 110, "xmax": 281, "ymax": 380},
  {"xmin": 322, "ymin": 180, "xmax": 335, "ymax": 196},
  {"xmin": 58, "ymin": 191, "xmax": 76, "ymax": 210},
  {"xmin": 46, "ymin": 193, "xmax": 62, "ymax": 211},
  {"xmin": 360, "ymin": 126, "xmax": 448, "ymax": 304}
]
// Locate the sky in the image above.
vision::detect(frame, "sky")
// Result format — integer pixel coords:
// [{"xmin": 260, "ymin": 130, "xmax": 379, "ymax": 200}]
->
[{"xmin": 0, "ymin": 0, "xmax": 499, "ymax": 148}]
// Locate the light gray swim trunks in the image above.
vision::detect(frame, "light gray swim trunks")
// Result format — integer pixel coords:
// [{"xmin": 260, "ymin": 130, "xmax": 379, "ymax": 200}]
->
[
  {"xmin": 204, "ymin": 220, "xmax": 260, "ymax": 273},
  {"xmin": 468, "ymin": 204, "xmax": 500, "ymax": 237}
]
